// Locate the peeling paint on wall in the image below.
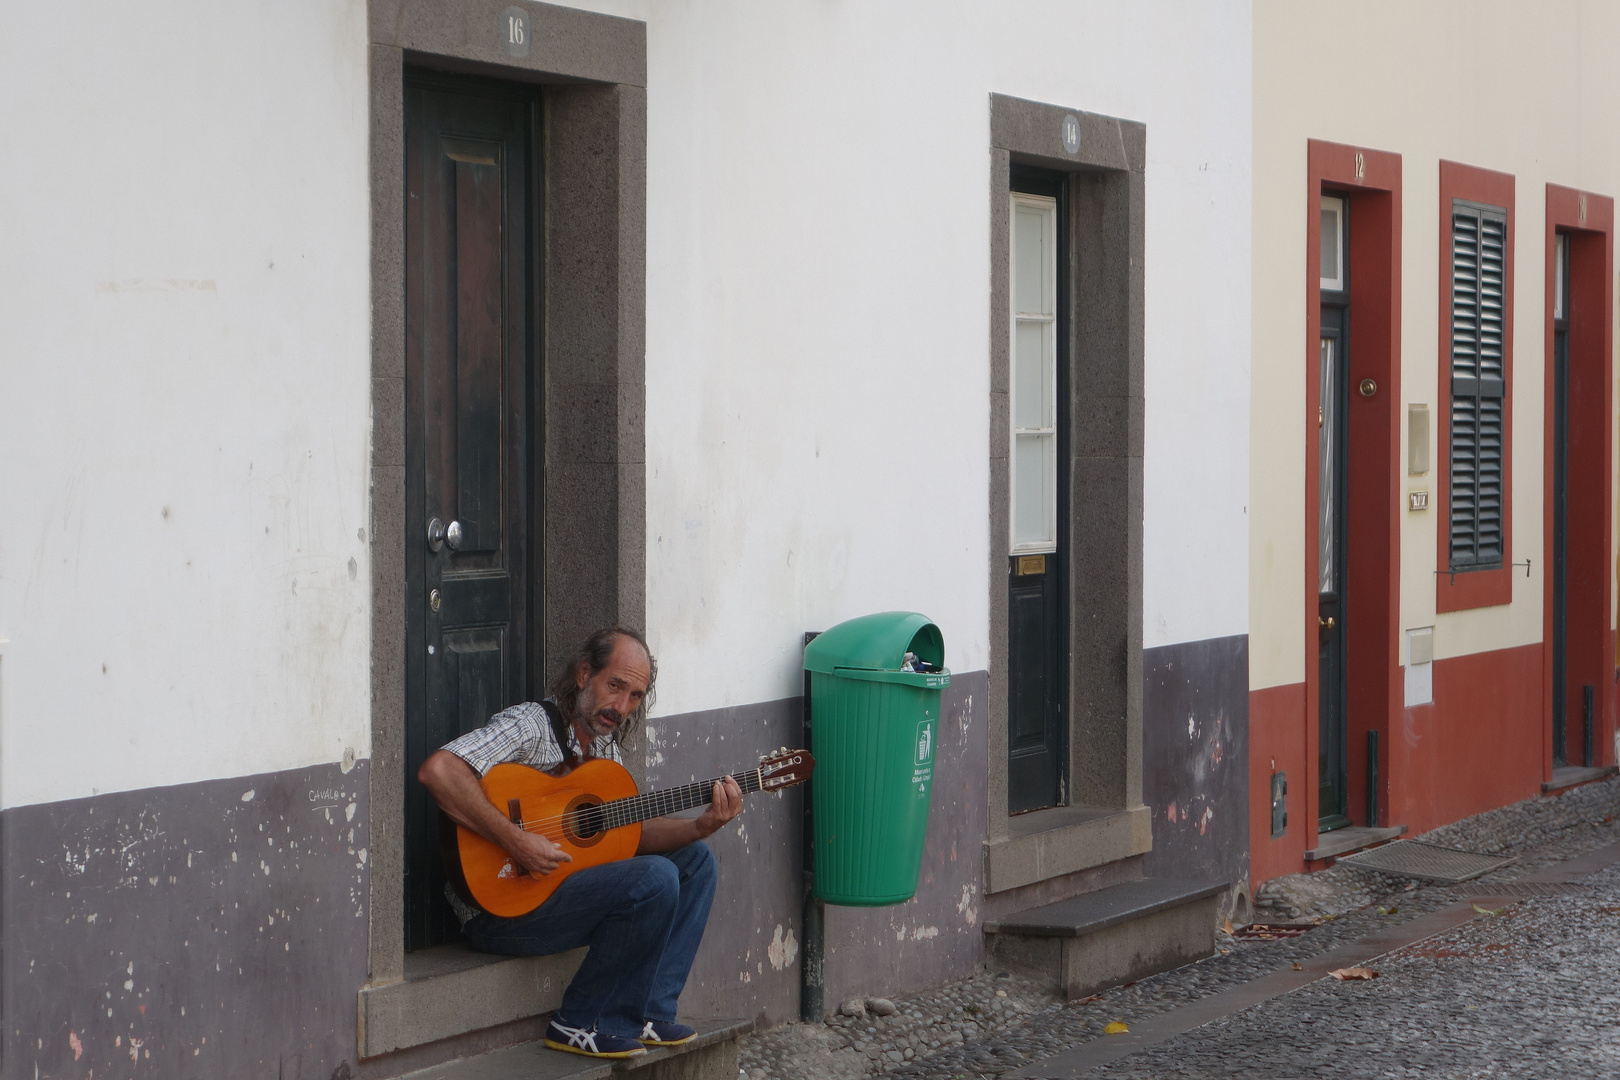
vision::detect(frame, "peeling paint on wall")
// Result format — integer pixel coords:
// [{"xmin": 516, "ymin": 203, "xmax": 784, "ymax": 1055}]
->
[
  {"xmin": 1142, "ymin": 636, "xmax": 1249, "ymax": 894},
  {"xmin": 0, "ymin": 762, "xmax": 369, "ymax": 1080}
]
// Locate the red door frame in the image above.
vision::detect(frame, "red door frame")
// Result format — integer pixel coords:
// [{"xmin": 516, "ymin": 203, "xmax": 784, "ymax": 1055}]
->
[
  {"xmin": 1541, "ymin": 185, "xmax": 1616, "ymax": 775},
  {"xmin": 1304, "ymin": 141, "xmax": 1402, "ymax": 849}
]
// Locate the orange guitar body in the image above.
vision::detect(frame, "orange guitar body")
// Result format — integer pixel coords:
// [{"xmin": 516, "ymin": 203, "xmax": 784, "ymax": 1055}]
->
[{"xmin": 448, "ymin": 758, "xmax": 642, "ymax": 918}]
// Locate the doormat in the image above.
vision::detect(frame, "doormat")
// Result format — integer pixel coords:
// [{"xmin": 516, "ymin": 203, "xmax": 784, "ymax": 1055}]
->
[
  {"xmin": 1234, "ymin": 922, "xmax": 1315, "ymax": 940},
  {"xmin": 1467, "ymin": 880, "xmax": 1592, "ymax": 897},
  {"xmin": 1335, "ymin": 840, "xmax": 1516, "ymax": 884}
]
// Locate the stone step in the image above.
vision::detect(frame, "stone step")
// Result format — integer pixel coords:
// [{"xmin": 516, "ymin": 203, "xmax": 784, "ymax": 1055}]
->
[
  {"xmin": 360, "ymin": 942, "xmax": 587, "ymax": 1058},
  {"xmin": 1542, "ymin": 764, "xmax": 1618, "ymax": 794},
  {"xmin": 983, "ymin": 878, "xmax": 1225, "ymax": 999},
  {"xmin": 386, "ymin": 1016, "xmax": 752, "ymax": 1080},
  {"xmin": 1304, "ymin": 823, "xmax": 1408, "ymax": 862}
]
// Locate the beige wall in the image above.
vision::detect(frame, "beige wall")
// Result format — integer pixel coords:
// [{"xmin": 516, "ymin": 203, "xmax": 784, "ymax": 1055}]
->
[{"xmin": 1252, "ymin": 0, "xmax": 1620, "ymax": 691}]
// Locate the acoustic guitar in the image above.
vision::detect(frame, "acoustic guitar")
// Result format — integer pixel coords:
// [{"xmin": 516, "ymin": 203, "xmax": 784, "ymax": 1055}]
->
[{"xmin": 443, "ymin": 748, "xmax": 815, "ymax": 917}]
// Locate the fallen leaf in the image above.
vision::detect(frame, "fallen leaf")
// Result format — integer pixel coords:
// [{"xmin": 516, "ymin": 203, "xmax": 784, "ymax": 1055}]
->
[
  {"xmin": 1328, "ymin": 967, "xmax": 1379, "ymax": 981},
  {"xmin": 1291, "ymin": 962, "xmax": 1304, "ymax": 971},
  {"xmin": 1473, "ymin": 904, "xmax": 1504, "ymax": 916},
  {"xmin": 1103, "ymin": 1021, "xmax": 1130, "ymax": 1035},
  {"xmin": 1222, "ymin": 917, "xmax": 1236, "ymax": 935},
  {"xmin": 1377, "ymin": 906, "xmax": 1399, "ymax": 915}
]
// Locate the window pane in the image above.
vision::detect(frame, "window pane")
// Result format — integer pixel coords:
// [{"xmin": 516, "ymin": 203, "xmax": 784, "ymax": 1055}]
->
[
  {"xmin": 1320, "ymin": 196, "xmax": 1343, "ymax": 290},
  {"xmin": 1554, "ymin": 233, "xmax": 1567, "ymax": 320},
  {"xmin": 1014, "ymin": 203, "xmax": 1051, "ymax": 315},
  {"xmin": 1013, "ymin": 433, "xmax": 1053, "ymax": 549},
  {"xmin": 1014, "ymin": 320, "xmax": 1049, "ymax": 429}
]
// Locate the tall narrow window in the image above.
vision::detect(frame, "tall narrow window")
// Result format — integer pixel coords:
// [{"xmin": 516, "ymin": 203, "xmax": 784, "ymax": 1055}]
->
[
  {"xmin": 1448, "ymin": 199, "xmax": 1508, "ymax": 570},
  {"xmin": 1011, "ymin": 194, "xmax": 1057, "ymax": 554}
]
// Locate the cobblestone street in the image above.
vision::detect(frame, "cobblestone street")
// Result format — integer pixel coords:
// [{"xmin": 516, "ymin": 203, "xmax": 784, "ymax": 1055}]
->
[{"xmin": 739, "ymin": 778, "xmax": 1620, "ymax": 1080}]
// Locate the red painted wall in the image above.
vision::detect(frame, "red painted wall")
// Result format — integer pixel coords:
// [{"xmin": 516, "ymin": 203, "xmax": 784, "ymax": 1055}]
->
[
  {"xmin": 1388, "ymin": 644, "xmax": 1544, "ymax": 836},
  {"xmin": 1253, "ymin": 644, "xmax": 1548, "ymax": 885},
  {"xmin": 1248, "ymin": 682, "xmax": 1308, "ymax": 885}
]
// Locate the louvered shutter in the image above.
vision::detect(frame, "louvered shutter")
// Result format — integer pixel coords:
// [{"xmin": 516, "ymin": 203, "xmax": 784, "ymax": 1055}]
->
[{"xmin": 1448, "ymin": 200, "xmax": 1507, "ymax": 570}]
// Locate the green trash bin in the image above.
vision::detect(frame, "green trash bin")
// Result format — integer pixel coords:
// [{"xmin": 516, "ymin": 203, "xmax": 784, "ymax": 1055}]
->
[{"xmin": 804, "ymin": 611, "xmax": 950, "ymax": 905}]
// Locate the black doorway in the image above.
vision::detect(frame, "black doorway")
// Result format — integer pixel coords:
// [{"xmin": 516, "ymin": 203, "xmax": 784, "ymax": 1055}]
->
[
  {"xmin": 402, "ymin": 74, "xmax": 542, "ymax": 951},
  {"xmin": 1006, "ymin": 166, "xmax": 1069, "ymax": 814},
  {"xmin": 1317, "ymin": 195, "xmax": 1351, "ymax": 832}
]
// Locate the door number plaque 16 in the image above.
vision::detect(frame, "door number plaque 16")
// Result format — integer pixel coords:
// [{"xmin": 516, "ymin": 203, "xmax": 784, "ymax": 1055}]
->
[{"xmin": 502, "ymin": 6, "xmax": 530, "ymax": 58}]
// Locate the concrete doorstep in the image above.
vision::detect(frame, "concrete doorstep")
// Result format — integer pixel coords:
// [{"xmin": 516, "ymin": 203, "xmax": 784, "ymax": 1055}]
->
[
  {"xmin": 1001, "ymin": 838, "xmax": 1620, "ymax": 1078},
  {"xmin": 387, "ymin": 1017, "xmax": 752, "ymax": 1080},
  {"xmin": 985, "ymin": 879, "xmax": 1226, "ymax": 1000}
]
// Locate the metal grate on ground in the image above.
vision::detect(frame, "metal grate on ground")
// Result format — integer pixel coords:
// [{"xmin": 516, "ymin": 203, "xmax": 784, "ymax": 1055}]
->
[
  {"xmin": 1334, "ymin": 839, "xmax": 1516, "ymax": 883},
  {"xmin": 1467, "ymin": 880, "xmax": 1593, "ymax": 897},
  {"xmin": 1234, "ymin": 923, "xmax": 1315, "ymax": 940}
]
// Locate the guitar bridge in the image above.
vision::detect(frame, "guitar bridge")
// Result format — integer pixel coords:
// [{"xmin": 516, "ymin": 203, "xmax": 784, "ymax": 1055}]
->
[{"xmin": 507, "ymin": 798, "xmax": 530, "ymax": 877}]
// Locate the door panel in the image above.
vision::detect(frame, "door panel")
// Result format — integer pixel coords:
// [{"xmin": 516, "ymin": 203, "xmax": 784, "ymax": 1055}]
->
[
  {"xmin": 453, "ymin": 151, "xmax": 506, "ymax": 554},
  {"xmin": 1318, "ymin": 310, "xmax": 1350, "ymax": 831},
  {"xmin": 1552, "ymin": 327, "xmax": 1569, "ymax": 765},
  {"xmin": 1008, "ymin": 564, "xmax": 1063, "ymax": 812},
  {"xmin": 404, "ymin": 79, "xmax": 538, "ymax": 951}
]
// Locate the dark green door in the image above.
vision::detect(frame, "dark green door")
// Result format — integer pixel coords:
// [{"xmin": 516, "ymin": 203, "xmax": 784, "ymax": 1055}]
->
[
  {"xmin": 1316, "ymin": 193, "xmax": 1351, "ymax": 831},
  {"xmin": 403, "ymin": 76, "xmax": 539, "ymax": 950},
  {"xmin": 1551, "ymin": 233, "xmax": 1573, "ymax": 766},
  {"xmin": 1007, "ymin": 168, "xmax": 1068, "ymax": 814}
]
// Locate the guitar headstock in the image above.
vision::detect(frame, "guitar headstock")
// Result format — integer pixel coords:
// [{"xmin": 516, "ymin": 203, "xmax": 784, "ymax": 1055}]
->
[{"xmin": 758, "ymin": 747, "xmax": 815, "ymax": 791}]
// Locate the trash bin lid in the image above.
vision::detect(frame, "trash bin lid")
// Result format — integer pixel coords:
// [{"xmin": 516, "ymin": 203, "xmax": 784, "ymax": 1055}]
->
[{"xmin": 803, "ymin": 611, "xmax": 949, "ymax": 686}]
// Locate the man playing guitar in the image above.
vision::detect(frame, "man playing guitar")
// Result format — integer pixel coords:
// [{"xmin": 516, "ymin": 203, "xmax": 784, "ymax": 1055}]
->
[{"xmin": 417, "ymin": 625, "xmax": 743, "ymax": 1060}]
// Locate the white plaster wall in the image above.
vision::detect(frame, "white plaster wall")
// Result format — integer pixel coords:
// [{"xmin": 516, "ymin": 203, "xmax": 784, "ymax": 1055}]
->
[
  {"xmin": 1251, "ymin": 0, "xmax": 1620, "ymax": 692},
  {"xmin": 636, "ymin": 0, "xmax": 1253, "ymax": 716},
  {"xmin": 0, "ymin": 1, "xmax": 373, "ymax": 808}
]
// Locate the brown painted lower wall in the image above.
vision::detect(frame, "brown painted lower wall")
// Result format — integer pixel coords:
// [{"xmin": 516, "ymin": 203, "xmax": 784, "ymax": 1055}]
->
[
  {"xmin": 0, "ymin": 762, "xmax": 370, "ymax": 1080},
  {"xmin": 1140, "ymin": 635, "xmax": 1250, "ymax": 891},
  {"xmin": 643, "ymin": 671, "xmax": 989, "ymax": 1025}
]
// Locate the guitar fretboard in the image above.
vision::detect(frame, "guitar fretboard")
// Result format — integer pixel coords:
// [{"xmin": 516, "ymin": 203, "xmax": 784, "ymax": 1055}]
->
[{"xmin": 576, "ymin": 766, "xmax": 767, "ymax": 835}]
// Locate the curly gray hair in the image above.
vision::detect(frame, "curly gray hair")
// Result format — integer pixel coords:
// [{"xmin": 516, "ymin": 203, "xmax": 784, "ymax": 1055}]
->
[{"xmin": 547, "ymin": 625, "xmax": 657, "ymax": 744}]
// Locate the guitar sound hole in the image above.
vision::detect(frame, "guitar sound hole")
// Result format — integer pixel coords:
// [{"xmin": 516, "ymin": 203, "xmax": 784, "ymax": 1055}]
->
[{"xmin": 563, "ymin": 795, "xmax": 606, "ymax": 847}]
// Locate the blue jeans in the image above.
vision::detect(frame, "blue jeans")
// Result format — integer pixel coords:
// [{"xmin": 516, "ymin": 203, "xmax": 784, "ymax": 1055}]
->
[{"xmin": 463, "ymin": 842, "xmax": 717, "ymax": 1038}]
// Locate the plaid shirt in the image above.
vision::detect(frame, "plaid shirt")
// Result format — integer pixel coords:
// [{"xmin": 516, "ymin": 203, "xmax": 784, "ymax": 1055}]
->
[
  {"xmin": 439, "ymin": 699, "xmax": 622, "ymax": 922},
  {"xmin": 441, "ymin": 699, "xmax": 622, "ymax": 775}
]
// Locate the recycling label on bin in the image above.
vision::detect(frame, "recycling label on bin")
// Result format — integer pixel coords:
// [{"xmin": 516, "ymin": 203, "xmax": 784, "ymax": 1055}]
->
[{"xmin": 911, "ymin": 716, "xmax": 935, "ymax": 796}]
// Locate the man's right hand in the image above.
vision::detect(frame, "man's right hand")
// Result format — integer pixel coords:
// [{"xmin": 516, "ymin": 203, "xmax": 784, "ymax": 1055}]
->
[
  {"xmin": 510, "ymin": 827, "xmax": 573, "ymax": 876},
  {"xmin": 419, "ymin": 749, "xmax": 577, "ymax": 876}
]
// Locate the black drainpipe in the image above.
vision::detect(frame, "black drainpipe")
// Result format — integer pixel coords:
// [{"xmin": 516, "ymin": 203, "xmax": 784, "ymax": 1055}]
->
[{"xmin": 800, "ymin": 632, "xmax": 825, "ymax": 1022}]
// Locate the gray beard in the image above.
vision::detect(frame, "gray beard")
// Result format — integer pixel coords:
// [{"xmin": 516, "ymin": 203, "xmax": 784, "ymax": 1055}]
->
[{"xmin": 573, "ymin": 689, "xmax": 623, "ymax": 741}]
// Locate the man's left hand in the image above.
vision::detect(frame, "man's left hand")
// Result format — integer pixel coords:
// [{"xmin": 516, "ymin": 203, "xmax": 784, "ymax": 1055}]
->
[{"xmin": 695, "ymin": 775, "xmax": 743, "ymax": 838}]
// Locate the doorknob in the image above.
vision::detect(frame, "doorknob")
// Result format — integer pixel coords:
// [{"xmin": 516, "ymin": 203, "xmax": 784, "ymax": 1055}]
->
[
  {"xmin": 1319, "ymin": 616, "xmax": 1337, "ymax": 630},
  {"xmin": 427, "ymin": 518, "xmax": 464, "ymax": 553}
]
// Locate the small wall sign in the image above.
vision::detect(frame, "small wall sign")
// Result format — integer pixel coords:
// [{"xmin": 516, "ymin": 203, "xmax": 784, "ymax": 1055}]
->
[
  {"xmin": 502, "ymin": 6, "xmax": 530, "ymax": 57},
  {"xmin": 1061, "ymin": 114, "xmax": 1081, "ymax": 155},
  {"xmin": 1409, "ymin": 490, "xmax": 1429, "ymax": 511}
]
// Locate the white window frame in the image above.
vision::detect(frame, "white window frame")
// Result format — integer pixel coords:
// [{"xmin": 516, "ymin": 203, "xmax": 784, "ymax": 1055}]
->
[
  {"xmin": 1320, "ymin": 194, "xmax": 1346, "ymax": 292},
  {"xmin": 1010, "ymin": 192, "xmax": 1058, "ymax": 555}
]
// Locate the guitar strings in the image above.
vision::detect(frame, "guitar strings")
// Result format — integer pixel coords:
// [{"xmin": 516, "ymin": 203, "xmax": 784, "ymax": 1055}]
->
[
  {"xmin": 516, "ymin": 770, "xmax": 763, "ymax": 837},
  {"xmin": 511, "ymin": 767, "xmax": 768, "ymax": 839}
]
